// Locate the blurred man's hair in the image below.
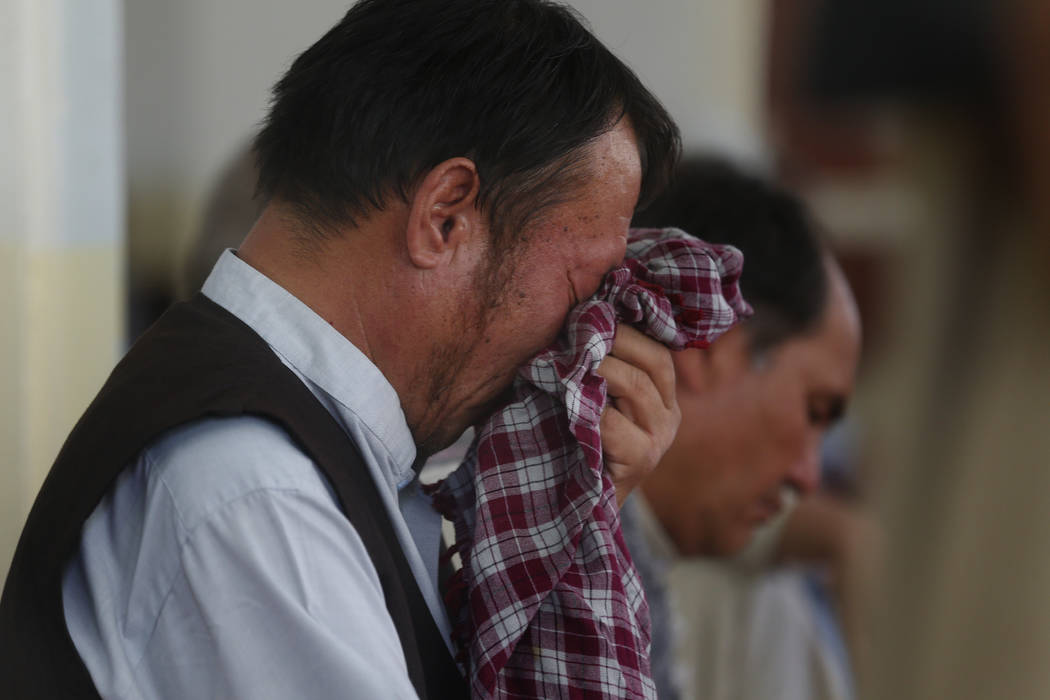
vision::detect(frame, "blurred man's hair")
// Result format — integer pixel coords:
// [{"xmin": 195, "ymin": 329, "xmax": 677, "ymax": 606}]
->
[
  {"xmin": 253, "ymin": 0, "xmax": 680, "ymax": 254},
  {"xmin": 633, "ymin": 157, "xmax": 827, "ymax": 353}
]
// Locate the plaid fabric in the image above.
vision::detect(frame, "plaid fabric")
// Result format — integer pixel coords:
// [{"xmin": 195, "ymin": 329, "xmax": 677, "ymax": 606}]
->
[{"xmin": 429, "ymin": 228, "xmax": 750, "ymax": 698}]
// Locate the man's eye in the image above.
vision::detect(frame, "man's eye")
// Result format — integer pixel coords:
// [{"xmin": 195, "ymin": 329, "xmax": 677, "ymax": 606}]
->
[
  {"xmin": 808, "ymin": 407, "xmax": 828, "ymax": 427},
  {"xmin": 808, "ymin": 396, "xmax": 845, "ymax": 427}
]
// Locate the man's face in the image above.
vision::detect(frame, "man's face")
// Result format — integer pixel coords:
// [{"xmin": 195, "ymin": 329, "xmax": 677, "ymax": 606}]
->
[
  {"xmin": 643, "ymin": 263, "xmax": 861, "ymax": 556},
  {"xmin": 420, "ymin": 120, "xmax": 642, "ymax": 453}
]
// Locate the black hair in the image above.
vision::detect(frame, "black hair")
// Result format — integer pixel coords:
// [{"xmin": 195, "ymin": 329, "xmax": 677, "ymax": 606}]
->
[
  {"xmin": 253, "ymin": 0, "xmax": 680, "ymax": 251},
  {"xmin": 632, "ymin": 157, "xmax": 828, "ymax": 352}
]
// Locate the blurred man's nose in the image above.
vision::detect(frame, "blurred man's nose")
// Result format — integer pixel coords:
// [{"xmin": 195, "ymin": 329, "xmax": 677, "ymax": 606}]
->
[{"xmin": 785, "ymin": 439, "xmax": 821, "ymax": 496}]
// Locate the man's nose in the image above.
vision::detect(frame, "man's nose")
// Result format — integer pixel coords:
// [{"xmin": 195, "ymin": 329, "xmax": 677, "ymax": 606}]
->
[{"xmin": 785, "ymin": 439, "xmax": 821, "ymax": 496}]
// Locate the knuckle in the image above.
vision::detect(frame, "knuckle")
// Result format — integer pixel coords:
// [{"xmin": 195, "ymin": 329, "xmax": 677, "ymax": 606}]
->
[
  {"xmin": 654, "ymin": 342, "xmax": 673, "ymax": 370},
  {"xmin": 657, "ymin": 351, "xmax": 675, "ymax": 393},
  {"xmin": 643, "ymin": 443, "xmax": 662, "ymax": 474},
  {"xmin": 670, "ymin": 401, "xmax": 682, "ymax": 432},
  {"xmin": 626, "ymin": 363, "xmax": 649, "ymax": 396}
]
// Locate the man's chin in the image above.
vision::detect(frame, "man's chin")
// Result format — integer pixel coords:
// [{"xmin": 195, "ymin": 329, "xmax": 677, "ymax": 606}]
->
[
  {"xmin": 714, "ymin": 534, "xmax": 753, "ymax": 558},
  {"xmin": 705, "ymin": 523, "xmax": 759, "ymax": 559},
  {"xmin": 416, "ymin": 387, "xmax": 516, "ymax": 458},
  {"xmin": 470, "ymin": 385, "xmax": 518, "ymax": 430}
]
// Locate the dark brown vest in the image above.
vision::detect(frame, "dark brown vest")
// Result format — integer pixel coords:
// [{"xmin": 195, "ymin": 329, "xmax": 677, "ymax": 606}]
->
[{"xmin": 0, "ymin": 294, "xmax": 466, "ymax": 699}]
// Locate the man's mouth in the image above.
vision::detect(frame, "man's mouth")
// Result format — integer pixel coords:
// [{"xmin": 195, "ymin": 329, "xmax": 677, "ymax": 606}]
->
[{"xmin": 746, "ymin": 493, "xmax": 783, "ymax": 525}]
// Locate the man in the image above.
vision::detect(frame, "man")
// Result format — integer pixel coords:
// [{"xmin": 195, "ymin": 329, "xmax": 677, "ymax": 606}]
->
[
  {"xmin": 0, "ymin": 1, "xmax": 682, "ymax": 697},
  {"xmin": 625, "ymin": 158, "xmax": 863, "ymax": 699},
  {"xmin": 632, "ymin": 157, "xmax": 860, "ymax": 558}
]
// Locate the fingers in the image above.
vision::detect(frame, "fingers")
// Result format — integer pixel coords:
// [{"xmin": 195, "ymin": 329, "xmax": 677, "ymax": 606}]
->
[
  {"xmin": 600, "ymin": 403, "xmax": 668, "ymax": 479},
  {"xmin": 597, "ymin": 355, "xmax": 663, "ymax": 432},
  {"xmin": 596, "ymin": 325, "xmax": 676, "ymax": 433},
  {"xmin": 596, "ymin": 327, "xmax": 682, "ymax": 507},
  {"xmin": 600, "ymin": 325, "xmax": 675, "ymax": 410},
  {"xmin": 601, "ymin": 405, "xmax": 650, "ymax": 508},
  {"xmin": 601, "ymin": 403, "xmax": 681, "ymax": 507}
]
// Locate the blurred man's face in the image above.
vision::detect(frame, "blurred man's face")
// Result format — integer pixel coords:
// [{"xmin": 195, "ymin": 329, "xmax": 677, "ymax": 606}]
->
[{"xmin": 642, "ymin": 262, "xmax": 861, "ymax": 556}]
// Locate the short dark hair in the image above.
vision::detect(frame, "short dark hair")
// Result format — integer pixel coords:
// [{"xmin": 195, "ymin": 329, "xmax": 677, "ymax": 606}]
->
[
  {"xmin": 632, "ymin": 157, "xmax": 828, "ymax": 353},
  {"xmin": 254, "ymin": 0, "xmax": 680, "ymax": 251}
]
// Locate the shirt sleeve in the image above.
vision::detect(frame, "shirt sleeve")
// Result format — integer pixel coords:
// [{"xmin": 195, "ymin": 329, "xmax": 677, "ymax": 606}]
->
[{"xmin": 133, "ymin": 487, "xmax": 421, "ymax": 700}]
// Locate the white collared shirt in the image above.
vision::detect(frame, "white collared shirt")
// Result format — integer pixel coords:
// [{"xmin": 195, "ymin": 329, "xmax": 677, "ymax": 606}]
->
[{"xmin": 62, "ymin": 250, "xmax": 451, "ymax": 699}]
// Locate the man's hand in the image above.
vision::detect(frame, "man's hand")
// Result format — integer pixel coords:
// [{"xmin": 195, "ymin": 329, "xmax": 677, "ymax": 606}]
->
[
  {"xmin": 596, "ymin": 325, "xmax": 680, "ymax": 507},
  {"xmin": 775, "ymin": 492, "xmax": 881, "ymax": 678}
]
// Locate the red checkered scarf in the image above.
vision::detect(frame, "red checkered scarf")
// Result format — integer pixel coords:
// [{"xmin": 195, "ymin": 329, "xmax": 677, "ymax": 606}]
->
[{"xmin": 429, "ymin": 228, "xmax": 750, "ymax": 698}]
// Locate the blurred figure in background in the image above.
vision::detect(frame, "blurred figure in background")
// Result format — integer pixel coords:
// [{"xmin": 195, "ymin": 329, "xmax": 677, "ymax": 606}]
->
[{"xmin": 623, "ymin": 157, "xmax": 869, "ymax": 700}]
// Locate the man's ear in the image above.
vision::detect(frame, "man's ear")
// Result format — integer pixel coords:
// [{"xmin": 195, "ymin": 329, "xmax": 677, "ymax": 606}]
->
[
  {"xmin": 673, "ymin": 325, "xmax": 751, "ymax": 396},
  {"xmin": 405, "ymin": 157, "xmax": 482, "ymax": 269},
  {"xmin": 671, "ymin": 346, "xmax": 710, "ymax": 396}
]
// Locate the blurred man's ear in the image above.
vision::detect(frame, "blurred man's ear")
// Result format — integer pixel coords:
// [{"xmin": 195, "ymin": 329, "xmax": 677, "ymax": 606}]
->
[
  {"xmin": 673, "ymin": 325, "xmax": 752, "ymax": 396},
  {"xmin": 671, "ymin": 346, "xmax": 710, "ymax": 396}
]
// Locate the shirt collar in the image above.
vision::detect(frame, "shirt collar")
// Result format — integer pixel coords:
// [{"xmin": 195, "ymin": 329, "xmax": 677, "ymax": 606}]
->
[{"xmin": 201, "ymin": 250, "xmax": 417, "ymax": 486}]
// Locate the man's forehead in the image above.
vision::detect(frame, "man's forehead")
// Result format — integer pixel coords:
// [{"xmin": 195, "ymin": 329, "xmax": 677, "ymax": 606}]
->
[{"xmin": 593, "ymin": 119, "xmax": 643, "ymax": 181}]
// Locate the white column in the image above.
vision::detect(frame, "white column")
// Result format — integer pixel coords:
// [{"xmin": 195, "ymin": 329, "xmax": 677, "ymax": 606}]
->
[{"xmin": 0, "ymin": 0, "xmax": 125, "ymax": 580}]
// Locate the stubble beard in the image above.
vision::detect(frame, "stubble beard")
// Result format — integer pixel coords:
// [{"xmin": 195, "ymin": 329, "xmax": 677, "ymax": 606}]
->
[{"xmin": 414, "ymin": 245, "xmax": 522, "ymax": 458}]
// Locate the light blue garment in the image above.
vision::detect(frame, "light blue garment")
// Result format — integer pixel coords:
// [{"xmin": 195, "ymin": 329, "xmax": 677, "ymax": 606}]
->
[{"xmin": 62, "ymin": 250, "xmax": 452, "ymax": 699}]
